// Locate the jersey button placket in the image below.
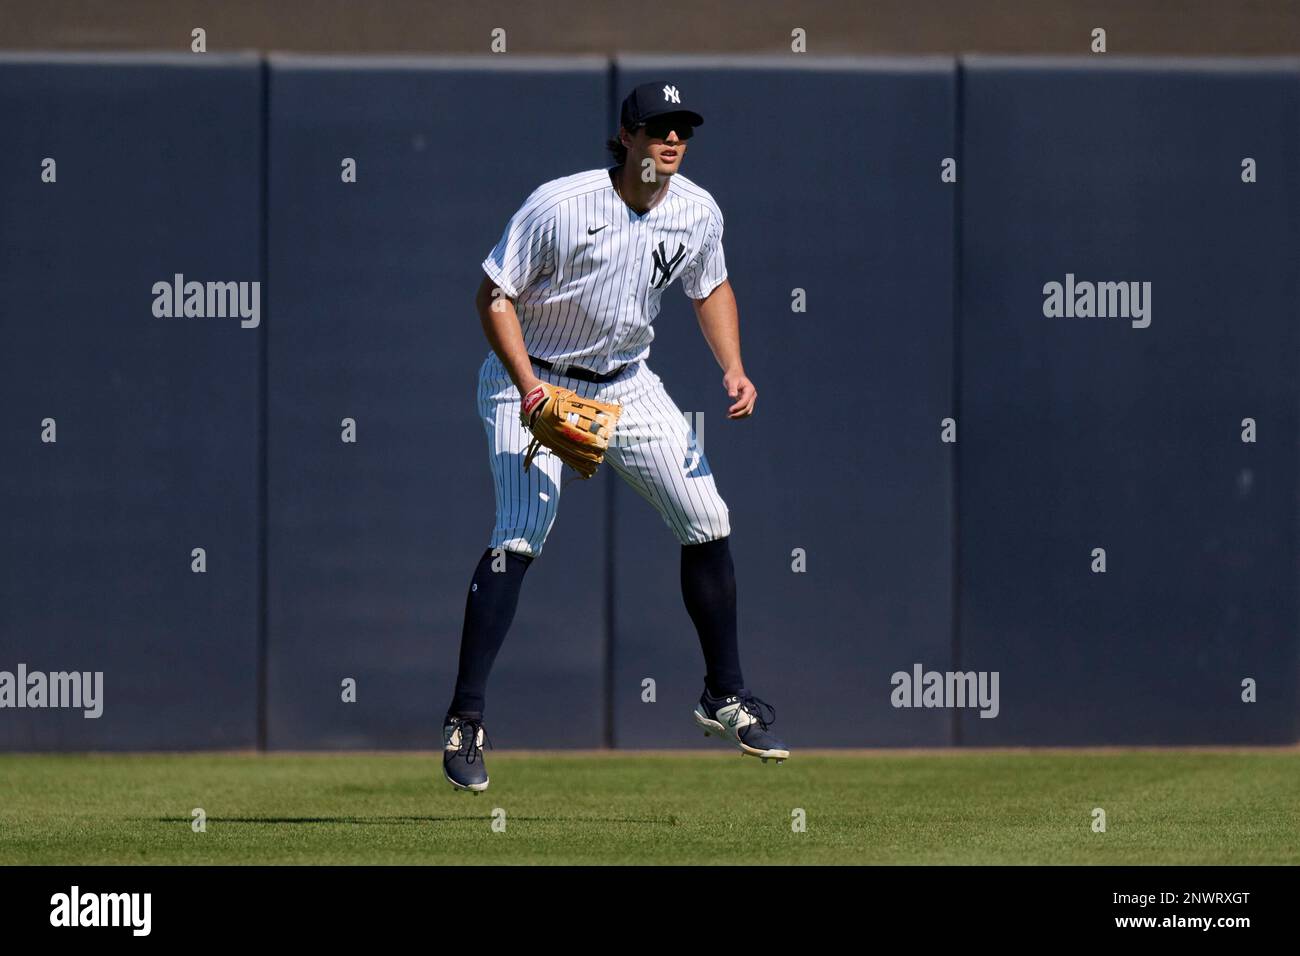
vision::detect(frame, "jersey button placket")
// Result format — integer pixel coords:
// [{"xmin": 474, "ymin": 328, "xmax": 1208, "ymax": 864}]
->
[
  {"xmin": 632, "ymin": 221, "xmax": 648, "ymax": 307},
  {"xmin": 610, "ymin": 221, "xmax": 643, "ymax": 367},
  {"xmin": 629, "ymin": 220, "xmax": 644, "ymax": 301}
]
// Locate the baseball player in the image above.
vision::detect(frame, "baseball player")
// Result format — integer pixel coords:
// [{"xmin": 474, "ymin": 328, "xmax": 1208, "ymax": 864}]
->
[{"xmin": 442, "ymin": 82, "xmax": 788, "ymax": 792}]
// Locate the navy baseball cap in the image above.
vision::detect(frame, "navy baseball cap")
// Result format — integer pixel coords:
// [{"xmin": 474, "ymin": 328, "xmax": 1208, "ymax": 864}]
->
[{"xmin": 619, "ymin": 81, "xmax": 705, "ymax": 129}]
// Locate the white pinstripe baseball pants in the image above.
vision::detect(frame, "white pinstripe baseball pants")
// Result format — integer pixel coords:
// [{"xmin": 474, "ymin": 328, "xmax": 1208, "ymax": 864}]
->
[{"xmin": 477, "ymin": 351, "xmax": 731, "ymax": 557}]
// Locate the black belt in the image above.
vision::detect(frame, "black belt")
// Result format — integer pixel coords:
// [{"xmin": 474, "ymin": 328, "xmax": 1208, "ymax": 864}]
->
[{"xmin": 529, "ymin": 355, "xmax": 628, "ymax": 384}]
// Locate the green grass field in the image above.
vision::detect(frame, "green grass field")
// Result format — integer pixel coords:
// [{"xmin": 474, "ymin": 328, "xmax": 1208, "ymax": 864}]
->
[{"xmin": 1, "ymin": 750, "xmax": 1296, "ymax": 865}]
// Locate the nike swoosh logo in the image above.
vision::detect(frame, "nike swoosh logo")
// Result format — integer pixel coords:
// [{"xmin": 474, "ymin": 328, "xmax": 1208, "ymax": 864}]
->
[{"xmin": 587, "ymin": 225, "xmax": 608, "ymax": 235}]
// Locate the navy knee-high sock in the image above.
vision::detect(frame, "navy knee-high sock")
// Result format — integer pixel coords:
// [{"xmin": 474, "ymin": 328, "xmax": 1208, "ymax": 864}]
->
[
  {"xmin": 681, "ymin": 536, "xmax": 744, "ymax": 698},
  {"xmin": 447, "ymin": 548, "xmax": 534, "ymax": 718}
]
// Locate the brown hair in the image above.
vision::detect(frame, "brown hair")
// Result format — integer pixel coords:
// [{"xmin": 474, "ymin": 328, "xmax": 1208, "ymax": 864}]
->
[{"xmin": 605, "ymin": 131, "xmax": 628, "ymax": 165}]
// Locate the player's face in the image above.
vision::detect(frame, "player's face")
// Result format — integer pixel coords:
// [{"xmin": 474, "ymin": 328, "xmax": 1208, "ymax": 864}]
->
[{"xmin": 626, "ymin": 117, "xmax": 692, "ymax": 177}]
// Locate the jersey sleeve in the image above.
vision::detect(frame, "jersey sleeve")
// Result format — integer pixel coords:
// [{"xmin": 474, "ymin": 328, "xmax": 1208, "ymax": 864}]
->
[
  {"xmin": 481, "ymin": 186, "xmax": 557, "ymax": 298},
  {"xmin": 681, "ymin": 211, "xmax": 728, "ymax": 300}
]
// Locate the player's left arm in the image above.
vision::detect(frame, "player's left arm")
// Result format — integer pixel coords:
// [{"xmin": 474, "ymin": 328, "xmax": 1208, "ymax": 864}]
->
[{"xmin": 691, "ymin": 280, "xmax": 756, "ymax": 420}]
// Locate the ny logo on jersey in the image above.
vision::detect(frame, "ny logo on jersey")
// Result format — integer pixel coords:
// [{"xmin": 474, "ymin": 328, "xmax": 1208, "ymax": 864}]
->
[
  {"xmin": 651, "ymin": 241, "xmax": 687, "ymax": 288},
  {"xmin": 662, "ymin": 85, "xmax": 681, "ymax": 104}
]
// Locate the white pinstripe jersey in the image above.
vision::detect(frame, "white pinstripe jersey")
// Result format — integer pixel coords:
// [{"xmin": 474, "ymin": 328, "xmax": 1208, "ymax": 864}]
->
[{"xmin": 481, "ymin": 167, "xmax": 728, "ymax": 376}]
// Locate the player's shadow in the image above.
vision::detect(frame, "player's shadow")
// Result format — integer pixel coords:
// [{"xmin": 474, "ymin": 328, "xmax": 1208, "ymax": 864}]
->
[{"xmin": 151, "ymin": 815, "xmax": 677, "ymax": 826}]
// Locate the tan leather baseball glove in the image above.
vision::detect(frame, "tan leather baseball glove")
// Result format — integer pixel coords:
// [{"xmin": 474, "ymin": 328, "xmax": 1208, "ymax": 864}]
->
[{"xmin": 520, "ymin": 382, "xmax": 622, "ymax": 479}]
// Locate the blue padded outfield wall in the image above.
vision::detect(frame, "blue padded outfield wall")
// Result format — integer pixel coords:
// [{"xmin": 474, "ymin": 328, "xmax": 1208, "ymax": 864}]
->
[
  {"xmin": 0, "ymin": 54, "xmax": 264, "ymax": 749},
  {"xmin": 0, "ymin": 54, "xmax": 1295, "ymax": 749},
  {"xmin": 957, "ymin": 57, "xmax": 1300, "ymax": 745}
]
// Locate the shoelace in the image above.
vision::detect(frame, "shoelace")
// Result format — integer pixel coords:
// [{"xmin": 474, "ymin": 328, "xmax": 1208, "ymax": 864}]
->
[
  {"xmin": 738, "ymin": 695, "xmax": 776, "ymax": 730},
  {"xmin": 453, "ymin": 719, "xmax": 492, "ymax": 764}
]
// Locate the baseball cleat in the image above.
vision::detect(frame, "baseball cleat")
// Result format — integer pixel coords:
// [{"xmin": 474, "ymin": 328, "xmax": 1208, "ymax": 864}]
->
[
  {"xmin": 693, "ymin": 689, "xmax": 790, "ymax": 762},
  {"xmin": 443, "ymin": 715, "xmax": 491, "ymax": 792}
]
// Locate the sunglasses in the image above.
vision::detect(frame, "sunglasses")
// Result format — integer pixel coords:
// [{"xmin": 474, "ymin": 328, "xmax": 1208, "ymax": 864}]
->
[{"xmin": 639, "ymin": 119, "xmax": 694, "ymax": 141}]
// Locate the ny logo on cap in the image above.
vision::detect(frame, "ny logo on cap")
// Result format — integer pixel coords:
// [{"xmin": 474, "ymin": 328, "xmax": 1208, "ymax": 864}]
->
[{"xmin": 662, "ymin": 85, "xmax": 681, "ymax": 103}]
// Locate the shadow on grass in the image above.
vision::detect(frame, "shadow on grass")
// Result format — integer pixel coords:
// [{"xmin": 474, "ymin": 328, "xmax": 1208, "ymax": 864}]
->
[{"xmin": 150, "ymin": 816, "xmax": 679, "ymax": 826}]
